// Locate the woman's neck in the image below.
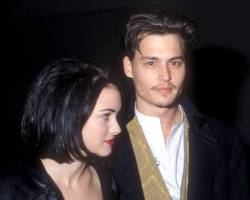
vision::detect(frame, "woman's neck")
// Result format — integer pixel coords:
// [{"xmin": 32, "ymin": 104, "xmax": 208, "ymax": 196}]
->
[
  {"xmin": 41, "ymin": 158, "xmax": 102, "ymax": 200},
  {"xmin": 41, "ymin": 158, "xmax": 88, "ymax": 188}
]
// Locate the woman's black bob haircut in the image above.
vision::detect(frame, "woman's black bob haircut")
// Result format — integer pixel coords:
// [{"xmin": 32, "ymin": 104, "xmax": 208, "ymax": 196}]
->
[{"xmin": 21, "ymin": 58, "xmax": 118, "ymax": 163}]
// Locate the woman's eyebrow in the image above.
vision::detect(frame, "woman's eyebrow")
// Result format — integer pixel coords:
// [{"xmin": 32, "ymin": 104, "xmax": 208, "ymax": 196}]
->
[{"xmin": 98, "ymin": 108, "xmax": 116, "ymax": 112}]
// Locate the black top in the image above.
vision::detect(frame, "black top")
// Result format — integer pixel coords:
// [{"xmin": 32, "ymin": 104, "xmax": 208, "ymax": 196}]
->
[{"xmin": 0, "ymin": 158, "xmax": 117, "ymax": 200}]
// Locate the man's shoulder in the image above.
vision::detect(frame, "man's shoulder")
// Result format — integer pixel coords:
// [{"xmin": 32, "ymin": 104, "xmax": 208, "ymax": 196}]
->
[
  {"xmin": 198, "ymin": 114, "xmax": 239, "ymax": 138},
  {"xmin": 183, "ymin": 105, "xmax": 244, "ymax": 157},
  {"xmin": 181, "ymin": 97, "xmax": 237, "ymax": 134}
]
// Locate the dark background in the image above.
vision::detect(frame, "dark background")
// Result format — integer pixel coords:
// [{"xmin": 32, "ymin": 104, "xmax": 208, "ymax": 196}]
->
[{"xmin": 4, "ymin": 0, "xmax": 250, "ymax": 175}]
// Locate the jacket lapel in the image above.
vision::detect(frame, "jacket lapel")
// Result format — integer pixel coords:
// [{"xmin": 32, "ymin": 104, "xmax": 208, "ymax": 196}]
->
[
  {"xmin": 188, "ymin": 126, "xmax": 218, "ymax": 200},
  {"xmin": 183, "ymin": 100, "xmax": 219, "ymax": 200},
  {"xmin": 112, "ymin": 130, "xmax": 144, "ymax": 200}
]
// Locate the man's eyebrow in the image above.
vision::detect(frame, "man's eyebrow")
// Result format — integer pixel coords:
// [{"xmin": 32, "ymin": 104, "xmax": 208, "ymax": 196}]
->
[
  {"xmin": 140, "ymin": 56, "xmax": 185, "ymax": 61},
  {"xmin": 169, "ymin": 56, "xmax": 185, "ymax": 61},
  {"xmin": 140, "ymin": 56, "xmax": 158, "ymax": 60}
]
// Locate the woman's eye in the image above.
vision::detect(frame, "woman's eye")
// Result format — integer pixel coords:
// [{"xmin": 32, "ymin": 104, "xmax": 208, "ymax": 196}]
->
[{"xmin": 102, "ymin": 113, "xmax": 111, "ymax": 120}]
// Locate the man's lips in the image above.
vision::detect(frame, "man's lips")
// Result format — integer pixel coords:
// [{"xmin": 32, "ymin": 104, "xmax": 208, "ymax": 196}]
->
[
  {"xmin": 154, "ymin": 87, "xmax": 173, "ymax": 93},
  {"xmin": 104, "ymin": 139, "xmax": 115, "ymax": 145}
]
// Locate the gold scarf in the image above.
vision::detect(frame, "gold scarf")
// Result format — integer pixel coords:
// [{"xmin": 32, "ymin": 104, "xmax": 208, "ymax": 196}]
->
[{"xmin": 127, "ymin": 114, "xmax": 189, "ymax": 200}]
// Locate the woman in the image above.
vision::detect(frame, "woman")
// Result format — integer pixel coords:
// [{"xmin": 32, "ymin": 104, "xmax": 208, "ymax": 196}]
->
[{"xmin": 0, "ymin": 58, "xmax": 121, "ymax": 199}]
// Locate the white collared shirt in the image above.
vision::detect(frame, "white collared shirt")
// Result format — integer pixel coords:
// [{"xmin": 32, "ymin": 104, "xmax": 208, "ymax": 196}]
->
[{"xmin": 135, "ymin": 105, "xmax": 184, "ymax": 200}]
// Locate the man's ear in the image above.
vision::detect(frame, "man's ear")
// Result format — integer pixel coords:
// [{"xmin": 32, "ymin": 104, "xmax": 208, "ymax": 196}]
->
[{"xmin": 123, "ymin": 56, "xmax": 133, "ymax": 78}]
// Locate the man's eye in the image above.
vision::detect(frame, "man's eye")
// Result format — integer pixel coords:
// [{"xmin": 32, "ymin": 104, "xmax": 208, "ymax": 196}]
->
[
  {"xmin": 172, "ymin": 61, "xmax": 178, "ymax": 65},
  {"xmin": 145, "ymin": 61, "xmax": 155, "ymax": 67},
  {"xmin": 170, "ymin": 60, "xmax": 182, "ymax": 67}
]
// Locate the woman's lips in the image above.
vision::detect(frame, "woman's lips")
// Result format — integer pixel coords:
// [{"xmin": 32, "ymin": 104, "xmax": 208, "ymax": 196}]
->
[{"xmin": 104, "ymin": 139, "xmax": 114, "ymax": 145}]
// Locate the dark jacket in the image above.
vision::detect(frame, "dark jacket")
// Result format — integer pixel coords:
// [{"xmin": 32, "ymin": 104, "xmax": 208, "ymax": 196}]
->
[
  {"xmin": 0, "ymin": 158, "xmax": 117, "ymax": 200},
  {"xmin": 111, "ymin": 98, "xmax": 250, "ymax": 200}
]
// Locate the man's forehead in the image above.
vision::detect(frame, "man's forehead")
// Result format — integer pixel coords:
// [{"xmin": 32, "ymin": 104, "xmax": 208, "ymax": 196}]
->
[{"xmin": 138, "ymin": 33, "xmax": 185, "ymax": 48}]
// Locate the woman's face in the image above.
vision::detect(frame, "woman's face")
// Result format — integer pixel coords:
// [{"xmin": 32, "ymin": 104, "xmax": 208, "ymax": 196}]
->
[{"xmin": 81, "ymin": 84, "xmax": 122, "ymax": 157}]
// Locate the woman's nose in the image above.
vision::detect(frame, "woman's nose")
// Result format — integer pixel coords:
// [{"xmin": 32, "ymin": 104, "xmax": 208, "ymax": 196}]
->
[{"xmin": 111, "ymin": 120, "xmax": 121, "ymax": 135}]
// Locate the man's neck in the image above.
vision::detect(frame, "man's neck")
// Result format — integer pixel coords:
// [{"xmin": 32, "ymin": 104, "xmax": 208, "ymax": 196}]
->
[{"xmin": 136, "ymin": 103, "xmax": 181, "ymax": 140}]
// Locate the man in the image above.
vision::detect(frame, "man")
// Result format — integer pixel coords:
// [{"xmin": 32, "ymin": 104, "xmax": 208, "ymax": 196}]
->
[{"xmin": 111, "ymin": 10, "xmax": 249, "ymax": 200}]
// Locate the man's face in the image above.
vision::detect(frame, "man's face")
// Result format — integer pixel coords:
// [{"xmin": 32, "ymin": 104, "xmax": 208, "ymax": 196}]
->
[{"xmin": 123, "ymin": 34, "xmax": 186, "ymax": 114}]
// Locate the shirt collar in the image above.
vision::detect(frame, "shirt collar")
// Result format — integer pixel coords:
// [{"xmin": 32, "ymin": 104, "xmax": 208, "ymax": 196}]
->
[{"xmin": 135, "ymin": 104, "xmax": 184, "ymax": 129}]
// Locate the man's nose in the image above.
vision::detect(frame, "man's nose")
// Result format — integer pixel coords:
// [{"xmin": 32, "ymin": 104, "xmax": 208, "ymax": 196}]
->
[{"xmin": 159, "ymin": 64, "xmax": 171, "ymax": 82}]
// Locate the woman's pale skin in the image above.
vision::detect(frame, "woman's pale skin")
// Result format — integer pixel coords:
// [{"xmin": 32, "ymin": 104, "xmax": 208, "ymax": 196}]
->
[{"xmin": 41, "ymin": 84, "xmax": 121, "ymax": 200}]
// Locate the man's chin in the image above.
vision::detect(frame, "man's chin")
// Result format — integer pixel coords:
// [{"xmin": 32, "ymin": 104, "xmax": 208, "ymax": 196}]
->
[{"xmin": 156, "ymin": 96, "xmax": 180, "ymax": 108}]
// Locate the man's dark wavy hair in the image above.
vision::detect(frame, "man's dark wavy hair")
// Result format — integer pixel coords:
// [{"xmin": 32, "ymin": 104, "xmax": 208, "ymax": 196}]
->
[
  {"xmin": 124, "ymin": 10, "xmax": 198, "ymax": 59},
  {"xmin": 21, "ymin": 58, "xmax": 117, "ymax": 163}
]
